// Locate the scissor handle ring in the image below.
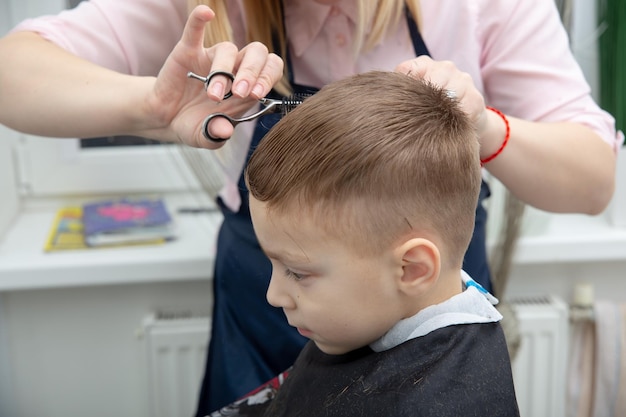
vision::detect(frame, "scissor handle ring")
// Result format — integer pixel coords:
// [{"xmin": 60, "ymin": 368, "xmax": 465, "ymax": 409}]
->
[
  {"xmin": 206, "ymin": 70, "xmax": 235, "ymax": 100},
  {"xmin": 202, "ymin": 113, "xmax": 234, "ymax": 143}
]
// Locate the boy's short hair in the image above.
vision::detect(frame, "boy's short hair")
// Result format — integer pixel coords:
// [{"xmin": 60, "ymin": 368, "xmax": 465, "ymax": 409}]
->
[{"xmin": 246, "ymin": 71, "xmax": 481, "ymax": 267}]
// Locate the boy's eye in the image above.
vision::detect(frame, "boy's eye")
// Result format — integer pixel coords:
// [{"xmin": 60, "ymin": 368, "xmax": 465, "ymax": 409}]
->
[{"xmin": 285, "ymin": 269, "xmax": 306, "ymax": 281}]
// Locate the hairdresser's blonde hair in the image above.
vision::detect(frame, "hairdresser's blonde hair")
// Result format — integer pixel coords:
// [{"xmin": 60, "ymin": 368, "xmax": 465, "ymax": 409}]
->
[
  {"xmin": 246, "ymin": 71, "xmax": 481, "ymax": 267},
  {"xmin": 187, "ymin": 0, "xmax": 421, "ymax": 95}
]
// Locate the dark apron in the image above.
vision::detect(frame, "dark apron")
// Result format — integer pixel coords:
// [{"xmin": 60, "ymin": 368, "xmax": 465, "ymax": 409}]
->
[{"xmin": 196, "ymin": 9, "xmax": 492, "ymax": 416}]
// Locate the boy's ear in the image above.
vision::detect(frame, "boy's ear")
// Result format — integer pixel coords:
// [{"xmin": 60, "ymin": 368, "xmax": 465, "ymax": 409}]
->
[{"xmin": 395, "ymin": 238, "xmax": 440, "ymax": 296}]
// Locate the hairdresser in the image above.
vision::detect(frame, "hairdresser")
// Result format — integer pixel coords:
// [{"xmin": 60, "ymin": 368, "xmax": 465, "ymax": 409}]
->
[{"xmin": 0, "ymin": 1, "xmax": 621, "ymax": 415}]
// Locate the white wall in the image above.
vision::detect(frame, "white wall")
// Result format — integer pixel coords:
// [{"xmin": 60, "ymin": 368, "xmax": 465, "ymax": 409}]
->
[{"xmin": 570, "ymin": 0, "xmax": 601, "ymax": 100}]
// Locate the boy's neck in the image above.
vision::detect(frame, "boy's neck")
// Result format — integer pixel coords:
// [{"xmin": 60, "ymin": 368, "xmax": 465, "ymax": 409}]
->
[{"xmin": 403, "ymin": 269, "xmax": 464, "ymax": 318}]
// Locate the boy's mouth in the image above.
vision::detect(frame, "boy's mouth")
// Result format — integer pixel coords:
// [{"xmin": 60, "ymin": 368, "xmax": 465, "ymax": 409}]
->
[{"xmin": 296, "ymin": 328, "xmax": 312, "ymax": 338}]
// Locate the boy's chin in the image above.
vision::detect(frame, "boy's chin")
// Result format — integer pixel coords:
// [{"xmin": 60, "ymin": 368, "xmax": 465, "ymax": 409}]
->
[{"xmin": 313, "ymin": 341, "xmax": 355, "ymax": 356}]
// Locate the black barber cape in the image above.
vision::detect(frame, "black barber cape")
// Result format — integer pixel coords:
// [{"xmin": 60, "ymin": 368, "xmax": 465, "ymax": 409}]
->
[{"xmin": 210, "ymin": 321, "xmax": 520, "ymax": 417}]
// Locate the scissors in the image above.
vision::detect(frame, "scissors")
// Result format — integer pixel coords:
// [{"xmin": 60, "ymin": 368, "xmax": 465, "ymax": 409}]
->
[{"xmin": 187, "ymin": 70, "xmax": 309, "ymax": 143}]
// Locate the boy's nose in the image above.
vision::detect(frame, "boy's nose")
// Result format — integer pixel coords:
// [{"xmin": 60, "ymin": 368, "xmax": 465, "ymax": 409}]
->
[{"xmin": 266, "ymin": 275, "xmax": 296, "ymax": 309}]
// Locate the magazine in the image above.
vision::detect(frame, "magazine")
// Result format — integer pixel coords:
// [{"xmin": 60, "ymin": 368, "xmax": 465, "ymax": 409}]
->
[{"xmin": 81, "ymin": 197, "xmax": 176, "ymax": 247}]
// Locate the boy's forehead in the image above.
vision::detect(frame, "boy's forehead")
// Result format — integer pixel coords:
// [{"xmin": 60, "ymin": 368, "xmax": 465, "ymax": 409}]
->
[
  {"xmin": 249, "ymin": 196, "xmax": 342, "ymax": 262},
  {"xmin": 250, "ymin": 198, "xmax": 304, "ymax": 252}
]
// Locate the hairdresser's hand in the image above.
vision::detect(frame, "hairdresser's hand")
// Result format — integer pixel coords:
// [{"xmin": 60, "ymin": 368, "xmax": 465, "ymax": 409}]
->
[
  {"xmin": 395, "ymin": 56, "xmax": 506, "ymax": 161},
  {"xmin": 144, "ymin": 5, "xmax": 284, "ymax": 149}
]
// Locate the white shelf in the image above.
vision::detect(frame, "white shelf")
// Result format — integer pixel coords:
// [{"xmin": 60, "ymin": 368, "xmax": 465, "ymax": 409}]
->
[
  {"xmin": 3, "ymin": 192, "xmax": 626, "ymax": 292},
  {"xmin": 0, "ymin": 193, "xmax": 222, "ymax": 291},
  {"xmin": 503, "ymin": 211, "xmax": 626, "ymax": 264}
]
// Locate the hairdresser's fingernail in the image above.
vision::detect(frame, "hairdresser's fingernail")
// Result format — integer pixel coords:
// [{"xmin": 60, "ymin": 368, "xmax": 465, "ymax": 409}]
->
[
  {"xmin": 210, "ymin": 82, "xmax": 224, "ymax": 99},
  {"xmin": 233, "ymin": 81, "xmax": 249, "ymax": 97},
  {"xmin": 252, "ymin": 84, "xmax": 264, "ymax": 98}
]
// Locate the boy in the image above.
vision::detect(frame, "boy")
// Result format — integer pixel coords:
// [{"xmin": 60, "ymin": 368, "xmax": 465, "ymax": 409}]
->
[{"xmin": 211, "ymin": 71, "xmax": 520, "ymax": 416}]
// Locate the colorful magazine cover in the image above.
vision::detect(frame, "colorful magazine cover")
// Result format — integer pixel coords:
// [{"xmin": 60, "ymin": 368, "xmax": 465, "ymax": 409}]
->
[{"xmin": 82, "ymin": 197, "xmax": 176, "ymax": 247}]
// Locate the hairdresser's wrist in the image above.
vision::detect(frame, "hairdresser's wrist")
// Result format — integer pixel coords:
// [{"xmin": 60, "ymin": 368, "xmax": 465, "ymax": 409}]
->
[
  {"xmin": 478, "ymin": 107, "xmax": 508, "ymax": 163},
  {"xmin": 132, "ymin": 76, "xmax": 183, "ymax": 143}
]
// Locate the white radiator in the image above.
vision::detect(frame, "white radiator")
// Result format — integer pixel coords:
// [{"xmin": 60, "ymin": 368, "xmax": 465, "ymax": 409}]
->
[
  {"xmin": 510, "ymin": 295, "xmax": 569, "ymax": 417},
  {"xmin": 143, "ymin": 314, "xmax": 211, "ymax": 417}
]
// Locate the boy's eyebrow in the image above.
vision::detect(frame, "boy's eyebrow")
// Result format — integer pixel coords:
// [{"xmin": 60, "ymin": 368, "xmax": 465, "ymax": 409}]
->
[
  {"xmin": 261, "ymin": 247, "xmax": 308, "ymax": 263},
  {"xmin": 258, "ymin": 228, "xmax": 311, "ymax": 264},
  {"xmin": 259, "ymin": 245, "xmax": 310, "ymax": 265}
]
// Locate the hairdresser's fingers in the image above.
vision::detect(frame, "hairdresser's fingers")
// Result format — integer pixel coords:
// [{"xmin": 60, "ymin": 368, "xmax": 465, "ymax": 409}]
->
[
  {"xmin": 233, "ymin": 43, "xmax": 284, "ymax": 99},
  {"xmin": 430, "ymin": 67, "xmax": 481, "ymax": 114},
  {"xmin": 204, "ymin": 42, "xmax": 284, "ymax": 101},
  {"xmin": 397, "ymin": 56, "xmax": 486, "ymax": 128},
  {"xmin": 203, "ymin": 41, "xmax": 240, "ymax": 101},
  {"xmin": 397, "ymin": 57, "xmax": 465, "ymax": 103},
  {"xmin": 256, "ymin": 52, "xmax": 285, "ymax": 98},
  {"xmin": 394, "ymin": 55, "xmax": 434, "ymax": 79},
  {"xmin": 205, "ymin": 116, "xmax": 238, "ymax": 144},
  {"xmin": 230, "ymin": 41, "xmax": 269, "ymax": 98},
  {"xmin": 398, "ymin": 56, "xmax": 458, "ymax": 90},
  {"xmin": 432, "ymin": 66, "xmax": 486, "ymax": 128},
  {"xmin": 162, "ymin": 5, "xmax": 223, "ymax": 101},
  {"xmin": 181, "ymin": 5, "xmax": 215, "ymax": 50}
]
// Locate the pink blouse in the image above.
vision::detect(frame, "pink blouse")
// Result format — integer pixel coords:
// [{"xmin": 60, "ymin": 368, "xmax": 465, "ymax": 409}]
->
[{"xmin": 13, "ymin": 0, "xmax": 623, "ymax": 208}]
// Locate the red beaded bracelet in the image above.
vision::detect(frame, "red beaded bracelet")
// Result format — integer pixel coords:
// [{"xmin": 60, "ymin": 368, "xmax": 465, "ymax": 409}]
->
[{"xmin": 481, "ymin": 106, "xmax": 510, "ymax": 165}]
